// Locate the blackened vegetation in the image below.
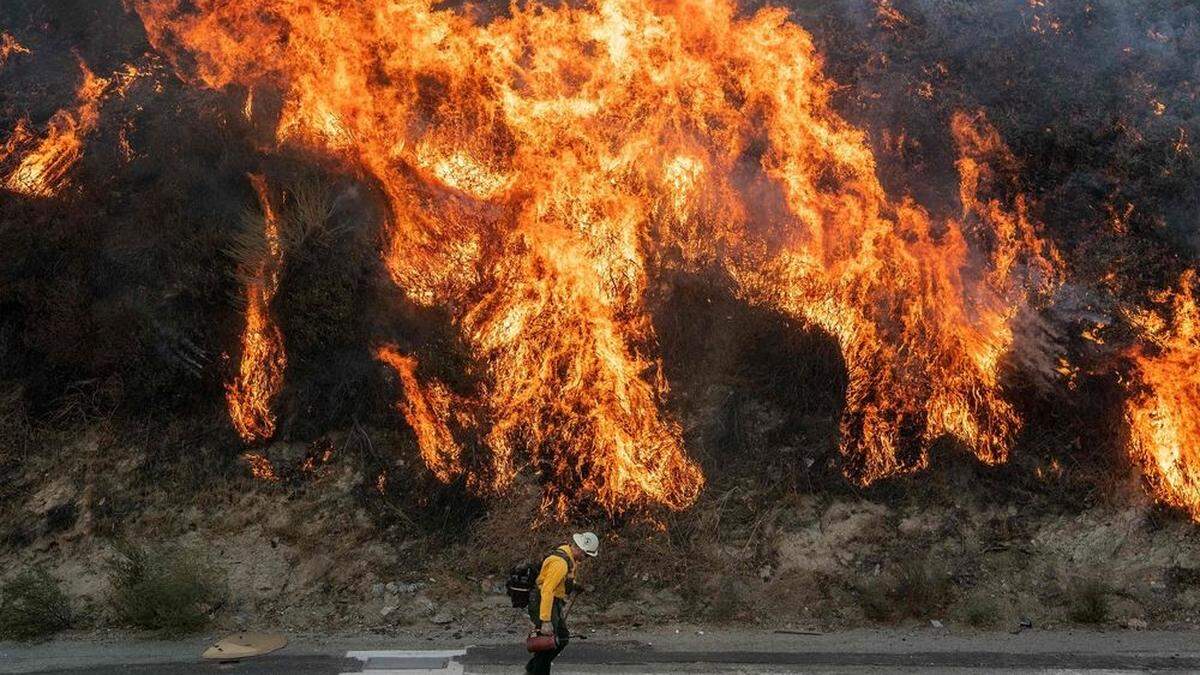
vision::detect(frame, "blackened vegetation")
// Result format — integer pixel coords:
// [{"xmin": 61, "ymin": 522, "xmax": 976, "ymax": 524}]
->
[{"xmin": 654, "ymin": 270, "xmax": 848, "ymax": 494}]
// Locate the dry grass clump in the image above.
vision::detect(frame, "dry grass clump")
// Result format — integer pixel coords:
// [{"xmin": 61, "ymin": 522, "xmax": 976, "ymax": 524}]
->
[
  {"xmin": 1065, "ymin": 577, "xmax": 1110, "ymax": 624},
  {"xmin": 959, "ymin": 593, "xmax": 1002, "ymax": 627},
  {"xmin": 858, "ymin": 556, "xmax": 956, "ymax": 622}
]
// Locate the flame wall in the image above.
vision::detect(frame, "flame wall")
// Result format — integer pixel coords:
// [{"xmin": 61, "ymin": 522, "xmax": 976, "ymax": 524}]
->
[{"xmin": 0, "ymin": 0, "xmax": 1197, "ymax": 519}]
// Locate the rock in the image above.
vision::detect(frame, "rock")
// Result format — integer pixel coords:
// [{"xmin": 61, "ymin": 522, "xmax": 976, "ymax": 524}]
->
[
  {"xmin": 386, "ymin": 582, "xmax": 398, "ymax": 594},
  {"xmin": 380, "ymin": 605, "xmax": 398, "ymax": 618},
  {"xmin": 759, "ymin": 565, "xmax": 774, "ymax": 582},
  {"xmin": 397, "ymin": 582, "xmax": 423, "ymax": 594},
  {"xmin": 412, "ymin": 593, "xmax": 437, "ymax": 616},
  {"xmin": 930, "ymin": 620, "xmax": 944, "ymax": 629},
  {"xmin": 1125, "ymin": 618, "xmax": 1149, "ymax": 630},
  {"xmin": 430, "ymin": 611, "xmax": 454, "ymax": 624},
  {"xmin": 371, "ymin": 583, "xmax": 386, "ymax": 598}
]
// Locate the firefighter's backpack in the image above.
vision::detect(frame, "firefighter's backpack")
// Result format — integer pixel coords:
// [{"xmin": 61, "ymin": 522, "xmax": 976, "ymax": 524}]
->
[{"xmin": 506, "ymin": 549, "xmax": 573, "ymax": 608}]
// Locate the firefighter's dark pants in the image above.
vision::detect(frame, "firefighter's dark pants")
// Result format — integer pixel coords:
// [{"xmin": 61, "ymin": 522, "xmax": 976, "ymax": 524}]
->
[{"xmin": 526, "ymin": 596, "xmax": 568, "ymax": 675}]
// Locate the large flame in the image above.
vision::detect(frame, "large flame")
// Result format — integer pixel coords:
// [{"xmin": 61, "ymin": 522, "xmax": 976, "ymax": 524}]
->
[
  {"xmin": 226, "ymin": 174, "xmax": 287, "ymax": 443},
  {"xmin": 1124, "ymin": 271, "xmax": 1200, "ymax": 519},
  {"xmin": 131, "ymin": 0, "xmax": 1071, "ymax": 512}
]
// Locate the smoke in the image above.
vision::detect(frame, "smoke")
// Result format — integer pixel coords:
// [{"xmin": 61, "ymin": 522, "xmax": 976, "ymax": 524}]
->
[{"xmin": 784, "ymin": 0, "xmax": 1199, "ymax": 256}]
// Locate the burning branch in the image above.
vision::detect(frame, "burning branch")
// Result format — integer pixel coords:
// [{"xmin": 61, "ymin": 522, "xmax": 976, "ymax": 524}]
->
[{"xmin": 225, "ymin": 175, "xmax": 287, "ymax": 443}]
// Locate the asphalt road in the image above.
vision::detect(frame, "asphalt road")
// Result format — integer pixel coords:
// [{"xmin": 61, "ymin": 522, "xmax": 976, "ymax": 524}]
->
[
  {"xmin": 468, "ymin": 642, "xmax": 1200, "ymax": 670},
  {"xmin": 6, "ymin": 628, "xmax": 1200, "ymax": 674},
  {"xmin": 11, "ymin": 648, "xmax": 1200, "ymax": 674}
]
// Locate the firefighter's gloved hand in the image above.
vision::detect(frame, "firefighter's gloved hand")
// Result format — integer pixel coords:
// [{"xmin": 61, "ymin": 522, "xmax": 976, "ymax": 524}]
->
[{"xmin": 538, "ymin": 624, "xmax": 555, "ymax": 636}]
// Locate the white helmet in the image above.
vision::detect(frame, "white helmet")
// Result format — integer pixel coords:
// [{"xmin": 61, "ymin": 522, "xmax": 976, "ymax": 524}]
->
[{"xmin": 572, "ymin": 531, "xmax": 600, "ymax": 557}]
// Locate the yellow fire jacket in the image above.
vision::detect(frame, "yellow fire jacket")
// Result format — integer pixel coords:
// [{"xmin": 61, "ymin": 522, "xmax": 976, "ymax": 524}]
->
[{"xmin": 536, "ymin": 544, "xmax": 576, "ymax": 622}]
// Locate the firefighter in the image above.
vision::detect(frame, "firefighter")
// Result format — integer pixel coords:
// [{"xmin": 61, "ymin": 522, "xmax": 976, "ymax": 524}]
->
[{"xmin": 525, "ymin": 532, "xmax": 600, "ymax": 675}]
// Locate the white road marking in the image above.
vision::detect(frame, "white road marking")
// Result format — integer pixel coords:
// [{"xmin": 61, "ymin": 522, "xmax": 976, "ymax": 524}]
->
[
  {"xmin": 340, "ymin": 648, "xmax": 468, "ymax": 675},
  {"xmin": 347, "ymin": 650, "xmax": 468, "ymax": 660}
]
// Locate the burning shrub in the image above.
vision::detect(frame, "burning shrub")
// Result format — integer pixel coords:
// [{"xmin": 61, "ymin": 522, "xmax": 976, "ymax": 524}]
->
[
  {"xmin": 0, "ymin": 568, "xmax": 73, "ymax": 641},
  {"xmin": 108, "ymin": 543, "xmax": 224, "ymax": 636}
]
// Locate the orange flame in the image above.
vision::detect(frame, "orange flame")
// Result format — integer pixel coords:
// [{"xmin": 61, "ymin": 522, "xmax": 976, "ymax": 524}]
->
[
  {"xmin": 0, "ymin": 32, "xmax": 29, "ymax": 67},
  {"xmin": 241, "ymin": 451, "xmax": 280, "ymax": 481},
  {"xmin": 3, "ymin": 59, "xmax": 109, "ymax": 197},
  {"xmin": 226, "ymin": 174, "xmax": 287, "ymax": 442},
  {"xmin": 1124, "ymin": 271, "xmax": 1200, "ymax": 520},
  {"xmin": 134, "ymin": 0, "xmax": 1064, "ymax": 512},
  {"xmin": 730, "ymin": 106, "xmax": 1060, "ymax": 482},
  {"xmin": 375, "ymin": 345, "xmax": 464, "ymax": 484}
]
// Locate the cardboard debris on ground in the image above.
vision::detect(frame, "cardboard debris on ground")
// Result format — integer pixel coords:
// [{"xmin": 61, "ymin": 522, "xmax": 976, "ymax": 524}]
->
[{"xmin": 201, "ymin": 632, "xmax": 288, "ymax": 661}]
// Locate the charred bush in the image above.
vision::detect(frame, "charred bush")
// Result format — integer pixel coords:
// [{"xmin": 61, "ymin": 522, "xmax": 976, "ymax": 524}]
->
[
  {"xmin": 0, "ymin": 80, "xmax": 251, "ymax": 420},
  {"xmin": 348, "ymin": 427, "xmax": 487, "ymax": 544},
  {"xmin": 42, "ymin": 502, "xmax": 77, "ymax": 536},
  {"xmin": 654, "ymin": 271, "xmax": 846, "ymax": 488},
  {"xmin": 269, "ymin": 172, "xmax": 383, "ymax": 437}
]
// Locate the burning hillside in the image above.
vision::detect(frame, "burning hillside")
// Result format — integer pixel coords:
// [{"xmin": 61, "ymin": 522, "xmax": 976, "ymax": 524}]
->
[{"xmin": 1, "ymin": 0, "xmax": 1198, "ymax": 522}]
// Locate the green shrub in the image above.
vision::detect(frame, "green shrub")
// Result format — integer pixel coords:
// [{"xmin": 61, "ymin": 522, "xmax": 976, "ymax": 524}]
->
[
  {"xmin": 960, "ymin": 594, "xmax": 1001, "ymax": 627},
  {"xmin": 108, "ymin": 544, "xmax": 223, "ymax": 636},
  {"xmin": 1066, "ymin": 578, "xmax": 1109, "ymax": 624},
  {"xmin": 0, "ymin": 568, "xmax": 73, "ymax": 641}
]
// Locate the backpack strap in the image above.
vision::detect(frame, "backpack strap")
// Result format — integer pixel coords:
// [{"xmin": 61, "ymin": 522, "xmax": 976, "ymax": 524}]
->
[{"xmin": 548, "ymin": 548, "xmax": 574, "ymax": 576}]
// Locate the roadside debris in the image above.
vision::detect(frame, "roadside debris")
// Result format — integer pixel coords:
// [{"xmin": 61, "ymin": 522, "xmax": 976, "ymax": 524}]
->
[{"xmin": 201, "ymin": 632, "xmax": 287, "ymax": 661}]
